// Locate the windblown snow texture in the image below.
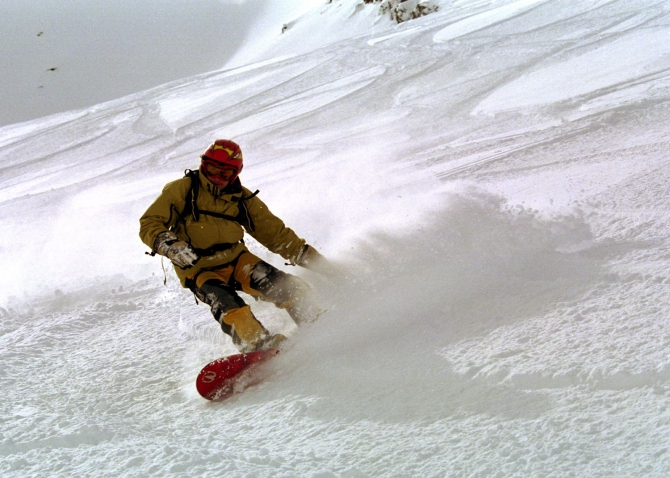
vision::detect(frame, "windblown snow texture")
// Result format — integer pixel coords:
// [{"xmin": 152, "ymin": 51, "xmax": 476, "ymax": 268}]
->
[{"xmin": 1, "ymin": 0, "xmax": 670, "ymax": 476}]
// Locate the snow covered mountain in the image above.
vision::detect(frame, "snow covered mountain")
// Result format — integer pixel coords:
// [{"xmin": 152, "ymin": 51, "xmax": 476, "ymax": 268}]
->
[{"xmin": 1, "ymin": 0, "xmax": 670, "ymax": 476}]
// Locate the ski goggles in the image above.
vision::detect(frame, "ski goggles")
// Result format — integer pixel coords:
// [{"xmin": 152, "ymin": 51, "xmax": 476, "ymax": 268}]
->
[{"xmin": 202, "ymin": 159, "xmax": 238, "ymax": 178}]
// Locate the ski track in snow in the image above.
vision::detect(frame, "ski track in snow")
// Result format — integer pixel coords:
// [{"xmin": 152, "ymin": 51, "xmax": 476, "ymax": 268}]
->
[{"xmin": 2, "ymin": 0, "xmax": 670, "ymax": 476}]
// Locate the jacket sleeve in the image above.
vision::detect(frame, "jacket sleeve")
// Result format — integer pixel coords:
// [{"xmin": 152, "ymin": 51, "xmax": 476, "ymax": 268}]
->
[
  {"xmin": 243, "ymin": 192, "xmax": 306, "ymax": 264},
  {"xmin": 139, "ymin": 179, "xmax": 189, "ymax": 251}
]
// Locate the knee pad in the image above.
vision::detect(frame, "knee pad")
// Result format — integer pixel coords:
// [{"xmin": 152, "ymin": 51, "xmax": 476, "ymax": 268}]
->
[
  {"xmin": 250, "ymin": 262, "xmax": 288, "ymax": 299},
  {"xmin": 197, "ymin": 280, "xmax": 246, "ymax": 323},
  {"xmin": 249, "ymin": 261, "xmax": 276, "ymax": 290}
]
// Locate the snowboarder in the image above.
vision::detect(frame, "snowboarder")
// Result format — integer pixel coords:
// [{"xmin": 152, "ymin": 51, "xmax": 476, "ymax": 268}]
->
[{"xmin": 139, "ymin": 139, "xmax": 325, "ymax": 352}]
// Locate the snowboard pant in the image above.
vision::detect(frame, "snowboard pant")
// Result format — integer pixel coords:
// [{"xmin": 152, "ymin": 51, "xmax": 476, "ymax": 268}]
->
[{"xmin": 188, "ymin": 251, "xmax": 318, "ymax": 351}]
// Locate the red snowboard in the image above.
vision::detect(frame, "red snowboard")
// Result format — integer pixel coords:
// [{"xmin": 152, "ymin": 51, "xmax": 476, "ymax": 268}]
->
[{"xmin": 196, "ymin": 349, "xmax": 280, "ymax": 400}]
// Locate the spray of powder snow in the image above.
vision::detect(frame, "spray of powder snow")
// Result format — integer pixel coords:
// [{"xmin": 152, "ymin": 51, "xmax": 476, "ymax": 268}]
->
[{"xmin": 237, "ymin": 188, "xmax": 606, "ymax": 421}]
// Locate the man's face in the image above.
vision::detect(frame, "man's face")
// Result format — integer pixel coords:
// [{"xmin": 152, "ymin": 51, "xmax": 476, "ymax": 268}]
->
[{"xmin": 203, "ymin": 161, "xmax": 237, "ymax": 187}]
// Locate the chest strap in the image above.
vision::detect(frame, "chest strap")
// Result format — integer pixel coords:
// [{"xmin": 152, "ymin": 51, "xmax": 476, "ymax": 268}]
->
[{"xmin": 176, "ymin": 170, "xmax": 259, "ymax": 233}]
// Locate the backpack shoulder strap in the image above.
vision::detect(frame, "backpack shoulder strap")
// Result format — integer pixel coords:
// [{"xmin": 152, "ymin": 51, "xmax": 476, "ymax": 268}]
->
[
  {"xmin": 173, "ymin": 169, "xmax": 200, "ymax": 229},
  {"xmin": 236, "ymin": 189, "xmax": 259, "ymax": 233}
]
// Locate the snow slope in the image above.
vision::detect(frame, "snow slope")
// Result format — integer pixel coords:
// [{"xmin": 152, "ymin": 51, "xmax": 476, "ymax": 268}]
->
[{"xmin": 2, "ymin": 0, "xmax": 670, "ymax": 476}]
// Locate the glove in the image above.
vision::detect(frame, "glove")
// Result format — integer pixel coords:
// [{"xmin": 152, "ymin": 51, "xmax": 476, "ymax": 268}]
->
[
  {"xmin": 166, "ymin": 241, "xmax": 200, "ymax": 269},
  {"xmin": 154, "ymin": 231, "xmax": 199, "ymax": 269},
  {"xmin": 295, "ymin": 244, "xmax": 326, "ymax": 270}
]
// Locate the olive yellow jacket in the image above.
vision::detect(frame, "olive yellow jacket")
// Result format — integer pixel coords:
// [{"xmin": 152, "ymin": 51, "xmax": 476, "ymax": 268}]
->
[{"xmin": 139, "ymin": 168, "xmax": 306, "ymax": 287}]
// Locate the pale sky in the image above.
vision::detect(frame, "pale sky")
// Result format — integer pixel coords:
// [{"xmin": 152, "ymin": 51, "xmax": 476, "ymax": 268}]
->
[{"xmin": 0, "ymin": 0, "xmax": 261, "ymax": 126}]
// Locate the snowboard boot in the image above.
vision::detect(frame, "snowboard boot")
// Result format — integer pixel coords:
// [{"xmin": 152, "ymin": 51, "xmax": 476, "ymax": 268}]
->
[
  {"xmin": 221, "ymin": 305, "xmax": 286, "ymax": 353},
  {"xmin": 222, "ymin": 305, "xmax": 267, "ymax": 353},
  {"xmin": 258, "ymin": 333, "xmax": 288, "ymax": 351}
]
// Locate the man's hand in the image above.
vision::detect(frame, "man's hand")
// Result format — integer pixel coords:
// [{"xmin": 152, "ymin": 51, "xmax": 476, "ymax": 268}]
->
[
  {"xmin": 166, "ymin": 241, "xmax": 199, "ymax": 269},
  {"xmin": 295, "ymin": 244, "xmax": 326, "ymax": 270},
  {"xmin": 154, "ymin": 231, "xmax": 199, "ymax": 269}
]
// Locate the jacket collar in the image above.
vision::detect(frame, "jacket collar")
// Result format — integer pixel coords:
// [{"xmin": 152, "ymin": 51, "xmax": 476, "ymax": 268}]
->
[{"xmin": 198, "ymin": 167, "xmax": 243, "ymax": 198}]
